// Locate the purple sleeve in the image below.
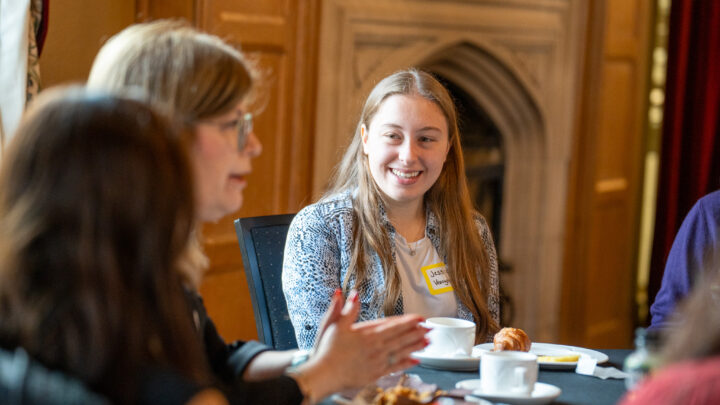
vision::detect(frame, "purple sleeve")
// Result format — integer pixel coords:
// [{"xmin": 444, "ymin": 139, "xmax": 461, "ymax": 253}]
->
[{"xmin": 649, "ymin": 192, "xmax": 720, "ymax": 330}]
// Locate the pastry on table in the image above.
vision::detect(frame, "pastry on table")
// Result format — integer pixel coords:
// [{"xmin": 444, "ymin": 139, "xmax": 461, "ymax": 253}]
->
[{"xmin": 493, "ymin": 327, "xmax": 532, "ymax": 352}]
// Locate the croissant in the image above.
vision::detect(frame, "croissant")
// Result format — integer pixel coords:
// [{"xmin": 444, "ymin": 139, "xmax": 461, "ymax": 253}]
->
[{"xmin": 493, "ymin": 327, "xmax": 532, "ymax": 352}]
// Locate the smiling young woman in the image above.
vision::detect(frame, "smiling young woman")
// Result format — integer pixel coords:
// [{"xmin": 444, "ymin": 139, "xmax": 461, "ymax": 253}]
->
[
  {"xmin": 360, "ymin": 93, "xmax": 450, "ymax": 215},
  {"xmin": 282, "ymin": 69, "xmax": 501, "ymax": 350}
]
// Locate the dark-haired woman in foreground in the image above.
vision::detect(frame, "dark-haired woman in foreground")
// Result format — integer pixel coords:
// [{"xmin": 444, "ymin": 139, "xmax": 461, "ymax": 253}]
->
[{"xmin": 0, "ymin": 87, "xmax": 219, "ymax": 404}]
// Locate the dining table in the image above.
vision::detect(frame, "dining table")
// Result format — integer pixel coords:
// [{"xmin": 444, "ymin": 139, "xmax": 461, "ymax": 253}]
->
[{"xmin": 325, "ymin": 349, "xmax": 631, "ymax": 405}]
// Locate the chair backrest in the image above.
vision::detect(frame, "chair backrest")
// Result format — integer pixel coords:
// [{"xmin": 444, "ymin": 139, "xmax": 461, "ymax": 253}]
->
[{"xmin": 234, "ymin": 214, "xmax": 297, "ymax": 350}]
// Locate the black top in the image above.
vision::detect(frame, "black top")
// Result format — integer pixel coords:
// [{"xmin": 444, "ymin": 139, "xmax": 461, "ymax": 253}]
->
[
  {"xmin": 0, "ymin": 293, "xmax": 305, "ymax": 405},
  {"xmin": 0, "ymin": 347, "xmax": 108, "ymax": 405},
  {"xmin": 186, "ymin": 290, "xmax": 305, "ymax": 404},
  {"xmin": 0, "ymin": 291, "xmax": 304, "ymax": 405},
  {"xmin": 0, "ymin": 345, "xmax": 221, "ymax": 405}
]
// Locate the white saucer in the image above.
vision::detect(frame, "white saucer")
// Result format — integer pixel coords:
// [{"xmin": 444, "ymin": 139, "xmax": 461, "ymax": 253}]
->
[
  {"xmin": 473, "ymin": 342, "xmax": 610, "ymax": 370},
  {"xmin": 456, "ymin": 379, "xmax": 562, "ymax": 405},
  {"xmin": 411, "ymin": 350, "xmax": 479, "ymax": 371}
]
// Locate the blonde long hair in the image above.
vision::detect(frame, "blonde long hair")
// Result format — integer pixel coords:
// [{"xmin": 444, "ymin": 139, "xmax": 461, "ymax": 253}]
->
[
  {"xmin": 326, "ymin": 69, "xmax": 498, "ymax": 338},
  {"xmin": 88, "ymin": 20, "xmax": 256, "ymax": 288}
]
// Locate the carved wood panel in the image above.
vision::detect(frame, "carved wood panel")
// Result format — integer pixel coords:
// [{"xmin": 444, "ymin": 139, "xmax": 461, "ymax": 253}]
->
[
  {"xmin": 560, "ymin": 0, "xmax": 651, "ymax": 348},
  {"xmin": 199, "ymin": 0, "xmax": 319, "ymax": 342}
]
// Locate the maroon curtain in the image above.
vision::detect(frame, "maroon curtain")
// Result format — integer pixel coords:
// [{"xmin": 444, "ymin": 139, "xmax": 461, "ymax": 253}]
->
[
  {"xmin": 647, "ymin": 0, "xmax": 720, "ymax": 318},
  {"xmin": 37, "ymin": 0, "xmax": 49, "ymax": 55}
]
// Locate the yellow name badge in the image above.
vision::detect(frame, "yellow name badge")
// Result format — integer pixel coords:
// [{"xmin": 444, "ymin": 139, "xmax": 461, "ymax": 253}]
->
[{"xmin": 421, "ymin": 262, "xmax": 453, "ymax": 295}]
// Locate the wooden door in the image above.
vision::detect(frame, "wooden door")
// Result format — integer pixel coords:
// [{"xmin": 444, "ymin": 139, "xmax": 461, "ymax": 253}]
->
[
  {"xmin": 197, "ymin": 0, "xmax": 320, "ymax": 342},
  {"xmin": 139, "ymin": 0, "xmax": 320, "ymax": 342},
  {"xmin": 560, "ymin": 0, "xmax": 652, "ymax": 348}
]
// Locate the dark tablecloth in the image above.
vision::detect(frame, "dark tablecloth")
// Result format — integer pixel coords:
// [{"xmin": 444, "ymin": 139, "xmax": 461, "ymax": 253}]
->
[{"xmin": 407, "ymin": 349, "xmax": 630, "ymax": 405}]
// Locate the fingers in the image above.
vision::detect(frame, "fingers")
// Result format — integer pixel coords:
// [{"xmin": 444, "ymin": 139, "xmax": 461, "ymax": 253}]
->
[
  {"xmin": 350, "ymin": 315, "xmax": 428, "ymax": 360},
  {"xmin": 376, "ymin": 317, "xmax": 429, "ymax": 371},
  {"xmin": 377, "ymin": 345, "xmax": 424, "ymax": 378},
  {"xmin": 336, "ymin": 290, "xmax": 360, "ymax": 328},
  {"xmin": 325, "ymin": 289, "xmax": 344, "ymax": 324},
  {"xmin": 386, "ymin": 325, "xmax": 428, "ymax": 350},
  {"xmin": 386, "ymin": 357, "xmax": 421, "ymax": 375},
  {"xmin": 353, "ymin": 313, "xmax": 425, "ymax": 333},
  {"xmin": 340, "ymin": 290, "xmax": 358, "ymax": 314},
  {"xmin": 367, "ymin": 314, "xmax": 428, "ymax": 340},
  {"xmin": 315, "ymin": 289, "xmax": 344, "ymax": 348},
  {"xmin": 350, "ymin": 318, "xmax": 387, "ymax": 331},
  {"xmin": 357, "ymin": 317, "xmax": 428, "ymax": 378},
  {"xmin": 387, "ymin": 335, "xmax": 428, "ymax": 364},
  {"xmin": 382, "ymin": 331, "xmax": 428, "ymax": 372}
]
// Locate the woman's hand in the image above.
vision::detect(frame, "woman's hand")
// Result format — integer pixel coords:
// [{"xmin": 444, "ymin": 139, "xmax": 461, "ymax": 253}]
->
[
  {"xmin": 313, "ymin": 289, "xmax": 344, "ymax": 350},
  {"xmin": 292, "ymin": 290, "xmax": 429, "ymax": 401}
]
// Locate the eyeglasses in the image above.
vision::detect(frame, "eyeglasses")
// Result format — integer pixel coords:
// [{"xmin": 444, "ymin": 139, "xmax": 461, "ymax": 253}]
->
[
  {"xmin": 235, "ymin": 112, "xmax": 254, "ymax": 151},
  {"xmin": 196, "ymin": 112, "xmax": 253, "ymax": 151}
]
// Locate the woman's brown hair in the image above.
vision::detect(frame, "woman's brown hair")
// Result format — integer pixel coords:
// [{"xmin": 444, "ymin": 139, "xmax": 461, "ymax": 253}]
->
[
  {"xmin": 88, "ymin": 19, "xmax": 255, "ymax": 128},
  {"xmin": 0, "ymin": 87, "xmax": 209, "ymax": 402},
  {"xmin": 87, "ymin": 19, "xmax": 257, "ymax": 288},
  {"xmin": 325, "ymin": 69, "xmax": 499, "ymax": 340}
]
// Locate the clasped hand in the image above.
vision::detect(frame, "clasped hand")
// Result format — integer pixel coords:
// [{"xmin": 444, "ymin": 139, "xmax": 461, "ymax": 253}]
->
[{"xmin": 297, "ymin": 289, "xmax": 429, "ymax": 399}]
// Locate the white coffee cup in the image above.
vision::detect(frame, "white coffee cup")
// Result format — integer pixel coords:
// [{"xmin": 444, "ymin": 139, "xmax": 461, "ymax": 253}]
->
[
  {"xmin": 423, "ymin": 317, "xmax": 475, "ymax": 357},
  {"xmin": 480, "ymin": 351, "xmax": 538, "ymax": 396}
]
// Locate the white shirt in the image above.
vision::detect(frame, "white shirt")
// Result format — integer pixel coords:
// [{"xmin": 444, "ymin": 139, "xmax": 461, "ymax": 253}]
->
[
  {"xmin": 0, "ymin": 0, "xmax": 30, "ymax": 146},
  {"xmin": 395, "ymin": 233, "xmax": 458, "ymax": 317}
]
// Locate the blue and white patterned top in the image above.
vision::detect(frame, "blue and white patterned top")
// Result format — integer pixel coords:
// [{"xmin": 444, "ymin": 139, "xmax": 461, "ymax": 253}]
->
[{"xmin": 281, "ymin": 191, "xmax": 500, "ymax": 349}]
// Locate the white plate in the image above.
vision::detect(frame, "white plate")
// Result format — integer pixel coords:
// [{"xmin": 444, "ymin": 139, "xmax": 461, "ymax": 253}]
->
[
  {"xmin": 473, "ymin": 342, "xmax": 609, "ymax": 370},
  {"xmin": 456, "ymin": 379, "xmax": 562, "ymax": 405},
  {"xmin": 411, "ymin": 350, "xmax": 480, "ymax": 371}
]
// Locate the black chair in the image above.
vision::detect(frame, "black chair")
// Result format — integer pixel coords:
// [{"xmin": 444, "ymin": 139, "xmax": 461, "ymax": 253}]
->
[{"xmin": 234, "ymin": 214, "xmax": 297, "ymax": 350}]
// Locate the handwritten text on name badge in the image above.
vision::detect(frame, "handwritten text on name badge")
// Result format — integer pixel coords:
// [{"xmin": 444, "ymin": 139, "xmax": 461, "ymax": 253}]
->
[{"xmin": 421, "ymin": 262, "xmax": 453, "ymax": 295}]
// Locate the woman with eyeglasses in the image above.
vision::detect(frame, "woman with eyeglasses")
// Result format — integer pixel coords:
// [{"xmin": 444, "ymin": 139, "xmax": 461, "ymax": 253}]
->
[{"xmin": 87, "ymin": 20, "xmax": 428, "ymax": 404}]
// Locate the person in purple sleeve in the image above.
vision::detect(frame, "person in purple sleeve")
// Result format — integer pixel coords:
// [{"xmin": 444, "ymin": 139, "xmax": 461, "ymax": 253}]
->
[
  {"xmin": 649, "ymin": 189, "xmax": 720, "ymax": 330},
  {"xmin": 621, "ymin": 257, "xmax": 720, "ymax": 405}
]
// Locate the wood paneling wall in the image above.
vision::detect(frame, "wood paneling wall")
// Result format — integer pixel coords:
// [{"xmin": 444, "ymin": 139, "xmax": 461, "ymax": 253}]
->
[
  {"xmin": 136, "ymin": 0, "xmax": 195, "ymax": 21},
  {"xmin": 198, "ymin": 0, "xmax": 320, "ymax": 342},
  {"xmin": 560, "ymin": 0, "xmax": 652, "ymax": 348},
  {"xmin": 40, "ymin": 0, "xmax": 135, "ymax": 86}
]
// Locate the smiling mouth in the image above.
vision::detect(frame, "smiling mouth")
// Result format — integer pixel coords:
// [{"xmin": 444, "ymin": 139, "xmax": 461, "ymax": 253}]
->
[{"xmin": 391, "ymin": 168, "xmax": 421, "ymax": 179}]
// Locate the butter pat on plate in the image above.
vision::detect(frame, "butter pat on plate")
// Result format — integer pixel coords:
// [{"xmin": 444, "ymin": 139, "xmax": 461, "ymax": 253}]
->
[{"xmin": 537, "ymin": 354, "xmax": 581, "ymax": 363}]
